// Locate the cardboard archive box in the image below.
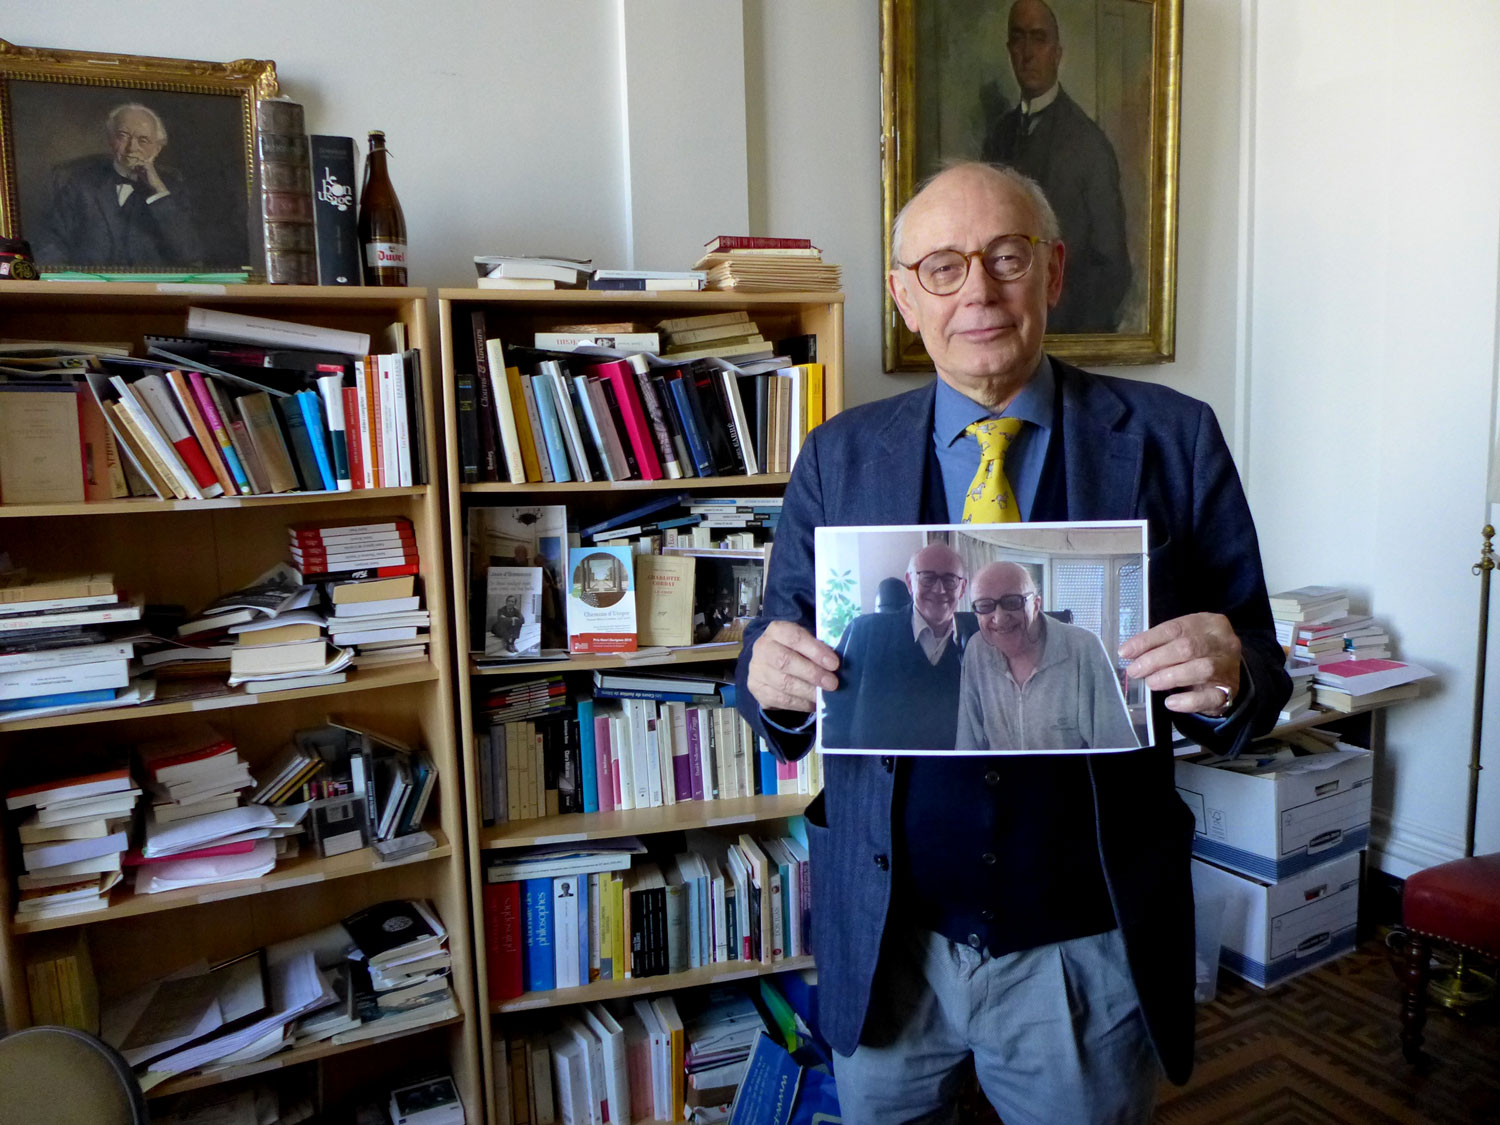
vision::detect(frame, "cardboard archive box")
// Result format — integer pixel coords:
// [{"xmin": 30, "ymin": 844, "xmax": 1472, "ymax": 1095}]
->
[
  {"xmin": 1174, "ymin": 744, "xmax": 1372, "ymax": 881},
  {"xmin": 1191, "ymin": 851, "xmax": 1361, "ymax": 988}
]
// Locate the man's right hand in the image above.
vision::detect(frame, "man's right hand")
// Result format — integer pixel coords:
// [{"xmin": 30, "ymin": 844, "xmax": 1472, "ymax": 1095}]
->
[{"xmin": 746, "ymin": 621, "xmax": 840, "ymax": 714}]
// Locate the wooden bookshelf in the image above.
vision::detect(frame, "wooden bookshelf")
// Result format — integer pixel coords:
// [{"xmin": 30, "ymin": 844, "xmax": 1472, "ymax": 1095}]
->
[
  {"xmin": 470, "ymin": 641, "xmax": 741, "ymax": 678},
  {"xmin": 481, "ymin": 794, "xmax": 812, "ymax": 850},
  {"xmin": 495, "ymin": 954, "xmax": 815, "ymax": 1014},
  {"xmin": 0, "ymin": 283, "xmax": 481, "ymax": 1117},
  {"xmin": 437, "ymin": 288, "xmax": 842, "ymax": 1122}
]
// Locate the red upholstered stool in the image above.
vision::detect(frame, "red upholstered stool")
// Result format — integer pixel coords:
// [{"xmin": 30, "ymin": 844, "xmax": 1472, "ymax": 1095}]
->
[{"xmin": 1400, "ymin": 852, "xmax": 1500, "ymax": 1061}]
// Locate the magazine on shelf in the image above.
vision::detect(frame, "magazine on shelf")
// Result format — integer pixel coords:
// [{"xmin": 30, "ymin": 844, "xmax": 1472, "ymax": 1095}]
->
[
  {"xmin": 566, "ymin": 545, "xmax": 637, "ymax": 654},
  {"xmin": 467, "ymin": 505, "xmax": 570, "ymax": 660}
]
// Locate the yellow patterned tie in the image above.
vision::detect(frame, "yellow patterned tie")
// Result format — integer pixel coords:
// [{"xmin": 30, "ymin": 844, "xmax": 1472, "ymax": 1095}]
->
[{"xmin": 962, "ymin": 418, "xmax": 1024, "ymax": 523}]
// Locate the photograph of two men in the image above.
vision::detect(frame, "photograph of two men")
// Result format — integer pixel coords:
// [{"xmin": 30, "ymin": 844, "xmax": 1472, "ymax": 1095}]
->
[{"xmin": 815, "ymin": 521, "xmax": 1151, "ymax": 754}]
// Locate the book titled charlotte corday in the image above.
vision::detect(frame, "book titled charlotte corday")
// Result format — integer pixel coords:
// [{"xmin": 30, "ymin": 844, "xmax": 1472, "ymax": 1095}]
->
[
  {"xmin": 566, "ymin": 545, "xmax": 637, "ymax": 653},
  {"xmin": 813, "ymin": 521, "xmax": 1152, "ymax": 756}
]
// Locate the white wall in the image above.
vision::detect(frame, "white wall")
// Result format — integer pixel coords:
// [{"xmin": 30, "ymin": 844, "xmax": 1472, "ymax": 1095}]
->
[
  {"xmin": 11, "ymin": 1, "xmax": 1499, "ymax": 868},
  {"xmin": 1245, "ymin": 0, "xmax": 1500, "ymax": 871}
]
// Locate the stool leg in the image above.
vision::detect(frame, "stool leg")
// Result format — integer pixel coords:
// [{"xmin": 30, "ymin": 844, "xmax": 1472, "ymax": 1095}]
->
[{"xmin": 1401, "ymin": 932, "xmax": 1431, "ymax": 1063}]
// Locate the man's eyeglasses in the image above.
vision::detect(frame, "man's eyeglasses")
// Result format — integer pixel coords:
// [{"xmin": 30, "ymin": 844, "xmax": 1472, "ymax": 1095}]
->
[
  {"xmin": 972, "ymin": 593, "xmax": 1036, "ymax": 615},
  {"xmin": 896, "ymin": 234, "xmax": 1051, "ymax": 296},
  {"xmin": 913, "ymin": 571, "xmax": 964, "ymax": 593}
]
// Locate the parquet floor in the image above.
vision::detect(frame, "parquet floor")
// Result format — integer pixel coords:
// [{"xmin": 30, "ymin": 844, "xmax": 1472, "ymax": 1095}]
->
[
  {"xmin": 1155, "ymin": 939, "xmax": 1500, "ymax": 1124},
  {"xmin": 955, "ymin": 938, "xmax": 1499, "ymax": 1123}
]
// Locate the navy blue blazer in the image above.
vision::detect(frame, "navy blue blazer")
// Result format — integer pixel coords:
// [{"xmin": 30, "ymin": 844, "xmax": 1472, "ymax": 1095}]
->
[{"xmin": 734, "ymin": 361, "xmax": 1289, "ymax": 1083}]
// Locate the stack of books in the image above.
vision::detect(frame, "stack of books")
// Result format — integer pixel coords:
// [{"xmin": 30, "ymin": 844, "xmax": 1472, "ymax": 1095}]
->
[
  {"xmin": 1269, "ymin": 585, "xmax": 1350, "ymax": 643},
  {"xmin": 0, "ymin": 571, "xmax": 150, "ymax": 720},
  {"xmin": 458, "ymin": 319, "xmax": 826, "ymax": 485},
  {"xmin": 1311, "ymin": 658, "xmax": 1435, "ymax": 713},
  {"xmin": 326, "ymin": 574, "xmax": 430, "ymax": 670},
  {"xmin": 339, "ymin": 900, "xmax": 459, "ymax": 1045},
  {"xmin": 179, "ymin": 563, "xmax": 351, "ymax": 695},
  {"xmin": 473, "ymin": 254, "xmax": 593, "ymax": 290},
  {"xmin": 2, "ymin": 311, "xmax": 427, "ymax": 505},
  {"xmin": 137, "ymin": 724, "xmax": 255, "ymax": 823},
  {"xmin": 656, "ymin": 310, "xmax": 774, "ymax": 365},
  {"xmin": 692, "ymin": 235, "xmax": 841, "ymax": 293},
  {"xmin": 682, "ymin": 991, "xmax": 764, "ymax": 1112},
  {"xmin": 581, "ymin": 494, "xmax": 782, "ymax": 552},
  {"xmin": 7, "ymin": 759, "xmax": 140, "ymax": 919},
  {"xmin": 1279, "ymin": 661, "xmax": 1317, "ymax": 723}
]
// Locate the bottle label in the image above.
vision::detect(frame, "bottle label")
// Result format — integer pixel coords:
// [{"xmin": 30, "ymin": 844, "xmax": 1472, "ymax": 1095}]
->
[{"xmin": 365, "ymin": 241, "xmax": 407, "ymax": 268}]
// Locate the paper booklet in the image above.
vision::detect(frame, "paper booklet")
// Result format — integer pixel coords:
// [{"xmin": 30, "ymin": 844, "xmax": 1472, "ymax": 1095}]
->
[
  {"xmin": 565, "ymin": 545, "xmax": 637, "ymax": 654},
  {"xmin": 484, "ymin": 566, "xmax": 543, "ymax": 658}
]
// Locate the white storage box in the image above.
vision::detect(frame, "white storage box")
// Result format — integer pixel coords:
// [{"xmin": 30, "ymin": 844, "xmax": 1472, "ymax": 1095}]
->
[
  {"xmin": 1175, "ymin": 743, "xmax": 1372, "ymax": 881},
  {"xmin": 1191, "ymin": 852, "xmax": 1361, "ymax": 989}
]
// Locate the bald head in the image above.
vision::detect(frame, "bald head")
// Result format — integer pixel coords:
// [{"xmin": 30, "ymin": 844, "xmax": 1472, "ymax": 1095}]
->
[
  {"xmin": 891, "ymin": 162, "xmax": 1060, "ymax": 269},
  {"xmin": 1008, "ymin": 0, "xmax": 1063, "ymax": 100},
  {"xmin": 973, "ymin": 561, "xmax": 1042, "ymax": 659},
  {"xmin": 905, "ymin": 542, "xmax": 967, "ymax": 634}
]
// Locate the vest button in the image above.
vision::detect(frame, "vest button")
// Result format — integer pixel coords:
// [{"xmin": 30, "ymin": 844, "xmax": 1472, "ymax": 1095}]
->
[
  {"xmin": 881, "ymin": 756, "xmax": 895, "ymax": 773},
  {"xmin": 967, "ymin": 933, "xmax": 983, "ymax": 949},
  {"xmin": 873, "ymin": 854, "xmax": 889, "ymax": 871},
  {"xmin": 980, "ymin": 908, "xmax": 995, "ymax": 921},
  {"xmin": 981, "ymin": 852, "xmax": 997, "ymax": 866},
  {"xmin": 984, "ymin": 770, "xmax": 1000, "ymax": 786}
]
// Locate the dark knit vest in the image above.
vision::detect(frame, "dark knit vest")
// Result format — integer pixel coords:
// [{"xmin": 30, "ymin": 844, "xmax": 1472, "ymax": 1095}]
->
[{"xmin": 892, "ymin": 401, "xmax": 1116, "ymax": 953}]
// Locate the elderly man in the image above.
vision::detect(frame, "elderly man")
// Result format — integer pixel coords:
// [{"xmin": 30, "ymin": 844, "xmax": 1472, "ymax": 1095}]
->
[
  {"xmin": 31, "ymin": 102, "xmax": 202, "ymax": 269},
  {"xmin": 956, "ymin": 560, "xmax": 1138, "ymax": 752},
  {"xmin": 735, "ymin": 161, "xmax": 1288, "ymax": 1123},
  {"xmin": 823, "ymin": 542, "xmax": 978, "ymax": 751},
  {"xmin": 981, "ymin": 0, "xmax": 1130, "ymax": 332}
]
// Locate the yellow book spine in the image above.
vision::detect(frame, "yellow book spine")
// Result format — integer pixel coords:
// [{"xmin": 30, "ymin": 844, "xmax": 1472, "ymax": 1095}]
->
[
  {"xmin": 806, "ymin": 362, "xmax": 825, "ymax": 429},
  {"xmin": 506, "ymin": 366, "xmax": 543, "ymax": 483}
]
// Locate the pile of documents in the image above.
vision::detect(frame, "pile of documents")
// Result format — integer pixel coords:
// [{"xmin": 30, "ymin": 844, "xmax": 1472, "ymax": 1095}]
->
[
  {"xmin": 100, "ymin": 901, "xmax": 458, "ymax": 1087},
  {"xmin": 691, "ymin": 237, "xmax": 840, "ymax": 293},
  {"xmin": 6, "ymin": 759, "xmax": 140, "ymax": 919}
]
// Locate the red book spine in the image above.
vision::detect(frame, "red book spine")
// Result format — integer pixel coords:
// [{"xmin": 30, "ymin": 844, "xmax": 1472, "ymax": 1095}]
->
[
  {"xmin": 485, "ymin": 881, "xmax": 525, "ymax": 1002},
  {"xmin": 288, "ymin": 518, "xmax": 411, "ymax": 538},
  {"xmin": 342, "ymin": 386, "xmax": 365, "ymax": 489},
  {"xmin": 598, "ymin": 361, "xmax": 662, "ymax": 480},
  {"xmin": 124, "ymin": 839, "xmax": 257, "ymax": 866},
  {"xmin": 290, "ymin": 530, "xmax": 416, "ymax": 548},
  {"xmin": 706, "ymin": 235, "xmax": 812, "ymax": 251},
  {"xmin": 295, "ymin": 561, "xmax": 420, "ymax": 582},
  {"xmin": 170, "ymin": 432, "xmax": 221, "ymax": 492}
]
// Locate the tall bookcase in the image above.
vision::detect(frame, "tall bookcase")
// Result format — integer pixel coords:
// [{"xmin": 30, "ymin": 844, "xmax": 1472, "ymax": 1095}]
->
[
  {"xmin": 437, "ymin": 288, "xmax": 844, "ymax": 1122},
  {"xmin": 0, "ymin": 283, "xmax": 480, "ymax": 1115}
]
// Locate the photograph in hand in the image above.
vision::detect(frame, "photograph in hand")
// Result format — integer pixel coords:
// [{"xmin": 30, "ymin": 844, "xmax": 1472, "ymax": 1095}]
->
[{"xmin": 814, "ymin": 521, "xmax": 1150, "ymax": 755}]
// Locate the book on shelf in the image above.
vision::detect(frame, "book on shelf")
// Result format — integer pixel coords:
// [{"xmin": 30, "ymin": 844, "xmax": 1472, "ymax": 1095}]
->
[
  {"xmin": 468, "ymin": 506, "xmax": 570, "ymax": 661},
  {"xmin": 255, "ymin": 98, "xmax": 317, "ymax": 285},
  {"xmin": 566, "ymin": 544, "xmax": 638, "ymax": 654},
  {"xmin": 1, "ymin": 320, "xmax": 427, "ymax": 506},
  {"xmin": 458, "ymin": 328, "xmax": 826, "ymax": 485},
  {"xmin": 473, "ymin": 254, "xmax": 593, "ymax": 286},
  {"xmin": 309, "ymin": 134, "xmax": 361, "ymax": 286}
]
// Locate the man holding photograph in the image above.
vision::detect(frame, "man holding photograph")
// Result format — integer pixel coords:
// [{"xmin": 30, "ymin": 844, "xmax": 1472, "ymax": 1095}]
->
[
  {"xmin": 735, "ymin": 162, "xmax": 1288, "ymax": 1122},
  {"xmin": 955, "ymin": 560, "xmax": 1138, "ymax": 752}
]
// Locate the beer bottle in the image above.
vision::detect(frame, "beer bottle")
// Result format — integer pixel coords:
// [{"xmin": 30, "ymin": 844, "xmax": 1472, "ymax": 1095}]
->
[{"xmin": 358, "ymin": 131, "xmax": 407, "ymax": 286}]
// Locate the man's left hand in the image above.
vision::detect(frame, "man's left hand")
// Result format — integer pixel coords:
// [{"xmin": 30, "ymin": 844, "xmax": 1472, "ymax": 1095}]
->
[{"xmin": 1119, "ymin": 613, "xmax": 1242, "ymax": 716}]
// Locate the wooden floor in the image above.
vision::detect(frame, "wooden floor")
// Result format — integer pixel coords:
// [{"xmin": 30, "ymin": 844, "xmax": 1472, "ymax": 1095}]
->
[{"xmin": 955, "ymin": 936, "xmax": 1499, "ymax": 1124}]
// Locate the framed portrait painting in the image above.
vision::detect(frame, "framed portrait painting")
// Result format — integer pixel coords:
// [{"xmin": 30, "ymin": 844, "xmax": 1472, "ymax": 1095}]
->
[
  {"xmin": 0, "ymin": 39, "xmax": 278, "ymax": 277},
  {"xmin": 881, "ymin": 0, "xmax": 1182, "ymax": 370}
]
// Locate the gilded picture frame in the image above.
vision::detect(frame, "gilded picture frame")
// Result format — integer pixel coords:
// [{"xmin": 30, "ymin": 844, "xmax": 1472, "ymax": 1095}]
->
[
  {"xmin": 0, "ymin": 39, "xmax": 278, "ymax": 277},
  {"xmin": 881, "ymin": 0, "xmax": 1181, "ymax": 370}
]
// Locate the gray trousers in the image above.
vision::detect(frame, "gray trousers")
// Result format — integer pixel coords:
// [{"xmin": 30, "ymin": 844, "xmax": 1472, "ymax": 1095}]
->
[{"xmin": 833, "ymin": 928, "xmax": 1160, "ymax": 1125}]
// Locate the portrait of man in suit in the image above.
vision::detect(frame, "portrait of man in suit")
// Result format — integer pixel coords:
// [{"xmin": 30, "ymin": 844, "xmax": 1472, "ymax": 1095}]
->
[
  {"xmin": 9, "ymin": 79, "xmax": 253, "ymax": 274},
  {"xmin": 29, "ymin": 102, "xmax": 204, "ymax": 270},
  {"xmin": 980, "ymin": 0, "xmax": 1130, "ymax": 333}
]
